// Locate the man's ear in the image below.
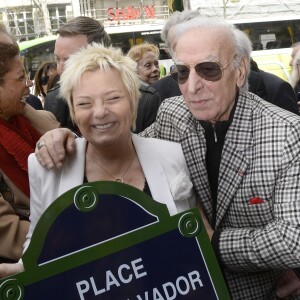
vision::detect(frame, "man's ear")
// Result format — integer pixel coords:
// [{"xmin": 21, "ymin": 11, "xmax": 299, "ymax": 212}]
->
[{"xmin": 236, "ymin": 57, "xmax": 248, "ymax": 88}]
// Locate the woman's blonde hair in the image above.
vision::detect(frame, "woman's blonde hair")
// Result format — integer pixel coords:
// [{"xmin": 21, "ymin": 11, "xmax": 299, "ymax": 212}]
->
[
  {"xmin": 127, "ymin": 43, "xmax": 160, "ymax": 63},
  {"xmin": 60, "ymin": 43, "xmax": 141, "ymax": 128}
]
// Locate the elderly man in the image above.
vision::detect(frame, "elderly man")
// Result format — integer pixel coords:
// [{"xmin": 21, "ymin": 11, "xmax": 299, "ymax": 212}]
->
[
  {"xmin": 32, "ymin": 14, "xmax": 300, "ymax": 299},
  {"xmin": 148, "ymin": 15, "xmax": 300, "ymax": 299}
]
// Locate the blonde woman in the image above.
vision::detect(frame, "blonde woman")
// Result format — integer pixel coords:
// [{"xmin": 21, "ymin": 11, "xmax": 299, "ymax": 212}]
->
[{"xmin": 0, "ymin": 44, "xmax": 195, "ymax": 278}]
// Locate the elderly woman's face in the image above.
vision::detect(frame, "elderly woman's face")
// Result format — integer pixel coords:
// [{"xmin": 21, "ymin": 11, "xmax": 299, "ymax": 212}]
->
[
  {"xmin": 0, "ymin": 56, "xmax": 32, "ymax": 120},
  {"xmin": 72, "ymin": 68, "xmax": 133, "ymax": 148},
  {"xmin": 174, "ymin": 27, "xmax": 246, "ymax": 123},
  {"xmin": 137, "ymin": 51, "xmax": 160, "ymax": 84}
]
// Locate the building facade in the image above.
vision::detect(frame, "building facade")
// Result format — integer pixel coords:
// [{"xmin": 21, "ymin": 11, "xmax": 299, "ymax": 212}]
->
[
  {"xmin": 188, "ymin": 0, "xmax": 300, "ymax": 20},
  {"xmin": 0, "ymin": 0, "xmax": 170, "ymax": 41}
]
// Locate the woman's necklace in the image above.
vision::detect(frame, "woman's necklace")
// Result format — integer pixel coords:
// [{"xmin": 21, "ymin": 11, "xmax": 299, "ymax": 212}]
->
[{"xmin": 87, "ymin": 152, "xmax": 136, "ymax": 183}]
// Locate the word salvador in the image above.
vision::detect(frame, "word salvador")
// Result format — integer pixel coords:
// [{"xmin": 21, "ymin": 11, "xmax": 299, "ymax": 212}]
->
[{"xmin": 76, "ymin": 257, "xmax": 204, "ymax": 300}]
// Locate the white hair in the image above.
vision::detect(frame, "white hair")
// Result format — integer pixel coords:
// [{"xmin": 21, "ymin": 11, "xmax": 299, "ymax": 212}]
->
[
  {"xmin": 170, "ymin": 15, "xmax": 252, "ymax": 92},
  {"xmin": 161, "ymin": 9, "xmax": 201, "ymax": 48}
]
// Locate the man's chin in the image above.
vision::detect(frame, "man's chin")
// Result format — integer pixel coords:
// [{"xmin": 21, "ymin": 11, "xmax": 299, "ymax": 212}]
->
[{"xmin": 188, "ymin": 107, "xmax": 214, "ymax": 122}]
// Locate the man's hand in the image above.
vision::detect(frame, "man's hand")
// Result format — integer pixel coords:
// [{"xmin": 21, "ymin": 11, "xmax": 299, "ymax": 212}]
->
[
  {"xmin": 35, "ymin": 128, "xmax": 76, "ymax": 169},
  {"xmin": 0, "ymin": 263, "xmax": 24, "ymax": 278},
  {"xmin": 276, "ymin": 269, "xmax": 300, "ymax": 299}
]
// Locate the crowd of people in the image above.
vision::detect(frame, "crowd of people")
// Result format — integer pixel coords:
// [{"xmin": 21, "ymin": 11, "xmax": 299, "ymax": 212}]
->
[{"xmin": 1, "ymin": 11, "xmax": 300, "ymax": 299}]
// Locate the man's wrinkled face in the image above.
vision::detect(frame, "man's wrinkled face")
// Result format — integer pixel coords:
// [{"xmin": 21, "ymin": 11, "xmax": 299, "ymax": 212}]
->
[{"xmin": 173, "ymin": 27, "xmax": 246, "ymax": 123}]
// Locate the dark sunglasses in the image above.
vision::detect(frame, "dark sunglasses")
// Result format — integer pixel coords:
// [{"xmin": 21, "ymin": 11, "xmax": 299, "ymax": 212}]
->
[
  {"xmin": 171, "ymin": 56, "xmax": 237, "ymax": 84},
  {"xmin": 40, "ymin": 76, "xmax": 49, "ymax": 85}
]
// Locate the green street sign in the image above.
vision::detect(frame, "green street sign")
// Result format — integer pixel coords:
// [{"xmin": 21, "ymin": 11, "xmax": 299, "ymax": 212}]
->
[{"xmin": 0, "ymin": 181, "xmax": 231, "ymax": 299}]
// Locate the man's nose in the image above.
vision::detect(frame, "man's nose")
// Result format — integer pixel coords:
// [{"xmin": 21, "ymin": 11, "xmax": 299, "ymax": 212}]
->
[{"xmin": 187, "ymin": 68, "xmax": 204, "ymax": 93}]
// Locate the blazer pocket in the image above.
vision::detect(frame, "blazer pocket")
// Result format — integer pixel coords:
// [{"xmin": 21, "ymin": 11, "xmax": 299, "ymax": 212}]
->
[{"xmin": 229, "ymin": 201, "xmax": 274, "ymax": 228}]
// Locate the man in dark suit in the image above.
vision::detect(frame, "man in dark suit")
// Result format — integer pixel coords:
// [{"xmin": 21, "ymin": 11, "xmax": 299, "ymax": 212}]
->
[
  {"xmin": 248, "ymin": 70, "xmax": 267, "ymax": 100},
  {"xmin": 250, "ymin": 59, "xmax": 299, "ymax": 115},
  {"xmin": 151, "ymin": 75, "xmax": 181, "ymax": 102},
  {"xmin": 134, "ymin": 83, "xmax": 162, "ymax": 133},
  {"xmin": 259, "ymin": 70, "xmax": 299, "ymax": 115}
]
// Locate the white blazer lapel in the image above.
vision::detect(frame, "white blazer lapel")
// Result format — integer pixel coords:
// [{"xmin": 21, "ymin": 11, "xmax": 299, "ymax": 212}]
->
[
  {"xmin": 59, "ymin": 138, "xmax": 87, "ymax": 196},
  {"xmin": 132, "ymin": 134, "xmax": 177, "ymax": 215}
]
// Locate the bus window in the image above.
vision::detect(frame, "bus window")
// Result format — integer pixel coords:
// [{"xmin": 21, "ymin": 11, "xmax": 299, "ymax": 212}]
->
[
  {"xmin": 19, "ymin": 37, "xmax": 56, "ymax": 79},
  {"xmin": 251, "ymin": 48, "xmax": 292, "ymax": 81},
  {"xmin": 234, "ymin": 18, "xmax": 300, "ymax": 50}
]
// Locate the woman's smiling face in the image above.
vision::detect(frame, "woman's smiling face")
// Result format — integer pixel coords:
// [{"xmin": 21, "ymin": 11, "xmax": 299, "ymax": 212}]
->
[
  {"xmin": 137, "ymin": 51, "xmax": 160, "ymax": 84},
  {"xmin": 72, "ymin": 68, "xmax": 133, "ymax": 149},
  {"xmin": 0, "ymin": 56, "xmax": 32, "ymax": 120}
]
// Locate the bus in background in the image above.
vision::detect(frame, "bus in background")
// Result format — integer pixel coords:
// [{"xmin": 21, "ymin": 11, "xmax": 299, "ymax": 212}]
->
[
  {"xmin": 18, "ymin": 15, "xmax": 299, "ymax": 80},
  {"xmin": 19, "ymin": 35, "xmax": 57, "ymax": 79},
  {"xmin": 231, "ymin": 15, "xmax": 300, "ymax": 51},
  {"xmin": 229, "ymin": 15, "xmax": 300, "ymax": 81}
]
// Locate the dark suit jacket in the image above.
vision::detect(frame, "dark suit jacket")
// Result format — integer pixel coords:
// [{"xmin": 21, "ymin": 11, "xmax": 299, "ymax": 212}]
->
[
  {"xmin": 248, "ymin": 70, "xmax": 267, "ymax": 100},
  {"xmin": 134, "ymin": 83, "xmax": 162, "ymax": 134},
  {"xmin": 44, "ymin": 85, "xmax": 77, "ymax": 130},
  {"xmin": 26, "ymin": 94, "xmax": 43, "ymax": 110},
  {"xmin": 151, "ymin": 75, "xmax": 181, "ymax": 101},
  {"xmin": 259, "ymin": 70, "xmax": 299, "ymax": 115},
  {"xmin": 294, "ymin": 83, "xmax": 300, "ymax": 102}
]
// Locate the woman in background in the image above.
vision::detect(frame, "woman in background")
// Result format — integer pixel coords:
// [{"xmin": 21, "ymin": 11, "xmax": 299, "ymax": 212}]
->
[
  {"xmin": 33, "ymin": 61, "xmax": 57, "ymax": 107},
  {"xmin": 47, "ymin": 73, "xmax": 60, "ymax": 91},
  {"xmin": 127, "ymin": 43, "xmax": 162, "ymax": 133},
  {"xmin": 127, "ymin": 43, "xmax": 161, "ymax": 85}
]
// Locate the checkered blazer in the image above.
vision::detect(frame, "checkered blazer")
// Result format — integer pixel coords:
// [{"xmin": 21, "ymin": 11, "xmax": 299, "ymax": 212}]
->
[{"xmin": 142, "ymin": 92, "xmax": 300, "ymax": 299}]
